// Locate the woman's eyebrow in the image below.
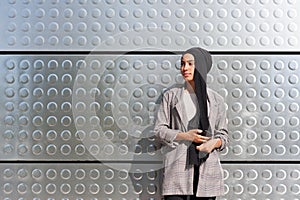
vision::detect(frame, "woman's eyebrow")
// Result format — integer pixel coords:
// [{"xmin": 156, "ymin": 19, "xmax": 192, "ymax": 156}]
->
[{"xmin": 181, "ymin": 59, "xmax": 195, "ymax": 62}]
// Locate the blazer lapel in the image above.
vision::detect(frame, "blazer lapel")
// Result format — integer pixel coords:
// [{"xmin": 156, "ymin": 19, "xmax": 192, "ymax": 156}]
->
[
  {"xmin": 174, "ymin": 88, "xmax": 188, "ymax": 131},
  {"xmin": 207, "ymin": 89, "xmax": 218, "ymax": 132},
  {"xmin": 172, "ymin": 87, "xmax": 218, "ymax": 133}
]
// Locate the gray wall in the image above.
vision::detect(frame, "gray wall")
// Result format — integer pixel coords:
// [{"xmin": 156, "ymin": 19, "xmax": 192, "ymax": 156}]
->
[{"xmin": 0, "ymin": 0, "xmax": 300, "ymax": 199}]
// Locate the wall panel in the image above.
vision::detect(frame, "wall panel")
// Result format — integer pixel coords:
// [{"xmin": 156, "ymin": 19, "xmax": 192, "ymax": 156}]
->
[
  {"xmin": 1, "ymin": 55, "xmax": 299, "ymax": 161},
  {"xmin": 0, "ymin": 0, "xmax": 300, "ymax": 199},
  {"xmin": 0, "ymin": 163, "xmax": 162, "ymax": 199},
  {"xmin": 0, "ymin": 0, "xmax": 300, "ymax": 51}
]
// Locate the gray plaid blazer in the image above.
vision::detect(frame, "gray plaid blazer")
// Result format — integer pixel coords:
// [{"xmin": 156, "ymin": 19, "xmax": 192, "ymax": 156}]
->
[{"xmin": 154, "ymin": 86, "xmax": 229, "ymax": 197}]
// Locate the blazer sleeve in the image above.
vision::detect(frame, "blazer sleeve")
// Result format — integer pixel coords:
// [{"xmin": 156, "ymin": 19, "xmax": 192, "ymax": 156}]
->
[
  {"xmin": 154, "ymin": 92, "xmax": 180, "ymax": 148},
  {"xmin": 213, "ymin": 94, "xmax": 229, "ymax": 151}
]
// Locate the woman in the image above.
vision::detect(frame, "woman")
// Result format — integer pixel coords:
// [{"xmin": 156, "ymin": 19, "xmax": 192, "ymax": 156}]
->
[{"xmin": 155, "ymin": 47, "xmax": 228, "ymax": 200}]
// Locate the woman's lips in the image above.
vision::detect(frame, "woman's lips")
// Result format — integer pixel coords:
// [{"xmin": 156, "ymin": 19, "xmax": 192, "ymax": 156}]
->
[{"xmin": 183, "ymin": 73, "xmax": 191, "ymax": 77}]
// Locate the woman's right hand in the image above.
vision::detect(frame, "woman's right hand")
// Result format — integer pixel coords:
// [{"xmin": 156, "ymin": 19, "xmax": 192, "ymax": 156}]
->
[{"xmin": 176, "ymin": 129, "xmax": 210, "ymax": 143}]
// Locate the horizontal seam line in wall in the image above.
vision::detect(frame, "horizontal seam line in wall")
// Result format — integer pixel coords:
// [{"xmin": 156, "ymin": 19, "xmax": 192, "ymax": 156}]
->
[
  {"xmin": 0, "ymin": 51, "xmax": 178, "ymax": 55},
  {"xmin": 0, "ymin": 160, "xmax": 163, "ymax": 164},
  {"xmin": 1, "ymin": 51, "xmax": 300, "ymax": 55},
  {"xmin": 221, "ymin": 160, "xmax": 300, "ymax": 164},
  {"xmin": 1, "ymin": 160, "xmax": 300, "ymax": 164}
]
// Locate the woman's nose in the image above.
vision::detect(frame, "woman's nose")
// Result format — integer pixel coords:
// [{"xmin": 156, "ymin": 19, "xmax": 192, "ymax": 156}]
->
[{"xmin": 182, "ymin": 63, "xmax": 188, "ymax": 69}]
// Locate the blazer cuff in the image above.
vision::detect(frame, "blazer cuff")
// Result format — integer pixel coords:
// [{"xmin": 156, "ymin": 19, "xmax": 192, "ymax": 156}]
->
[
  {"xmin": 164, "ymin": 130, "xmax": 180, "ymax": 148},
  {"xmin": 214, "ymin": 135, "xmax": 227, "ymax": 151}
]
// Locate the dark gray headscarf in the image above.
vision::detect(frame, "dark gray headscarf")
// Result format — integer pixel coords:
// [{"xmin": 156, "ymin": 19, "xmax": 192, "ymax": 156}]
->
[{"xmin": 183, "ymin": 47, "xmax": 212, "ymax": 165}]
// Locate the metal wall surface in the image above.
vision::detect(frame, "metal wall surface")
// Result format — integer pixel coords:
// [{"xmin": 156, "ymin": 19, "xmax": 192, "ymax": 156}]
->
[
  {"xmin": 0, "ymin": 0, "xmax": 300, "ymax": 200},
  {"xmin": 0, "ymin": 0, "xmax": 300, "ymax": 51},
  {"xmin": 1, "ymin": 164, "xmax": 300, "ymax": 199},
  {"xmin": 1, "ymin": 55, "xmax": 300, "ymax": 161},
  {"xmin": 0, "ymin": 163, "xmax": 163, "ymax": 199}
]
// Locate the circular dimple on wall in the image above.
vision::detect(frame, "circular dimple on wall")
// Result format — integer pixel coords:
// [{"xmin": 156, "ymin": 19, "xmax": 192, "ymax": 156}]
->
[
  {"xmin": 275, "ymin": 145, "xmax": 286, "ymax": 156},
  {"xmin": 261, "ymin": 131, "xmax": 272, "ymax": 141},
  {"xmin": 289, "ymin": 88, "xmax": 299, "ymax": 98},
  {"xmin": 262, "ymin": 184, "xmax": 273, "ymax": 195},
  {"xmin": 289, "ymin": 116, "xmax": 299, "ymax": 127}
]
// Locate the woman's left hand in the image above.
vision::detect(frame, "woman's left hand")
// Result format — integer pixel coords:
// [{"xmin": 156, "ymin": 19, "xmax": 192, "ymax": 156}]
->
[{"xmin": 196, "ymin": 138, "xmax": 222, "ymax": 153}]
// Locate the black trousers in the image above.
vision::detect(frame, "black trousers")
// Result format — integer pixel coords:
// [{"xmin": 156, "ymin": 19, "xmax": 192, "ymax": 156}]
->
[
  {"xmin": 164, "ymin": 165, "xmax": 216, "ymax": 200},
  {"xmin": 164, "ymin": 196, "xmax": 216, "ymax": 200}
]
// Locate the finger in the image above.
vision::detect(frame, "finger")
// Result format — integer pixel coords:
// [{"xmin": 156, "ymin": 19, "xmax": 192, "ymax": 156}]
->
[
  {"xmin": 199, "ymin": 135, "xmax": 211, "ymax": 141},
  {"xmin": 196, "ymin": 129, "xmax": 203, "ymax": 134},
  {"xmin": 196, "ymin": 136, "xmax": 209, "ymax": 143},
  {"xmin": 196, "ymin": 144, "xmax": 207, "ymax": 152}
]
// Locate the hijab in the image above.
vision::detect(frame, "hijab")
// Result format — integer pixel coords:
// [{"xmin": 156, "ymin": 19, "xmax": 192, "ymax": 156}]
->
[{"xmin": 183, "ymin": 47, "xmax": 212, "ymax": 165}]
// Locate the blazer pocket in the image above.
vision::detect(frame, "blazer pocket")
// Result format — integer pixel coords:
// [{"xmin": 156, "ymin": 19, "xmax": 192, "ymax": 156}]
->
[{"xmin": 201, "ymin": 151, "xmax": 222, "ymax": 179}]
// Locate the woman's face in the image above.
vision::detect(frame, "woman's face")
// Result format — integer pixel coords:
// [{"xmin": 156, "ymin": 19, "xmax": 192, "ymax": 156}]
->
[{"xmin": 181, "ymin": 53, "xmax": 195, "ymax": 82}]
